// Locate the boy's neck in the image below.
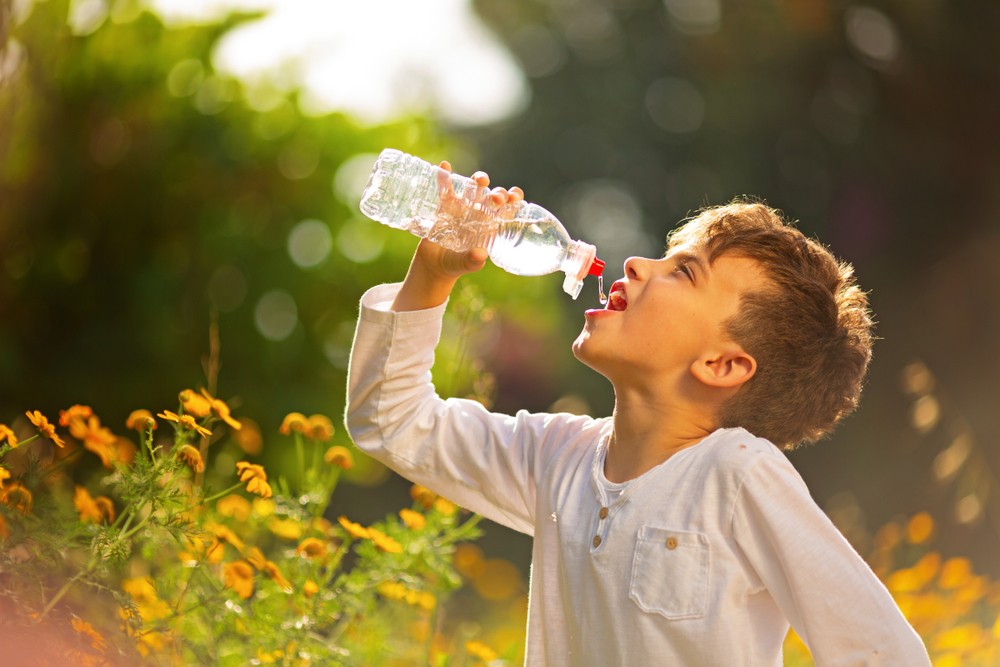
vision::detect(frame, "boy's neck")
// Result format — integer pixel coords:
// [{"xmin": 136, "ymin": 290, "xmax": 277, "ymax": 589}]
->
[{"xmin": 605, "ymin": 398, "xmax": 717, "ymax": 483}]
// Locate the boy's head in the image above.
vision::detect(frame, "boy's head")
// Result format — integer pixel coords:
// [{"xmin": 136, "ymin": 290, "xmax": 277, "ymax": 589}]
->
[{"xmin": 667, "ymin": 199, "xmax": 874, "ymax": 449}]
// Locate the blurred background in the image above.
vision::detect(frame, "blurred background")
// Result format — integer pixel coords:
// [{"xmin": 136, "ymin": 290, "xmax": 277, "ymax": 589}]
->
[{"xmin": 1, "ymin": 0, "xmax": 997, "ymax": 613}]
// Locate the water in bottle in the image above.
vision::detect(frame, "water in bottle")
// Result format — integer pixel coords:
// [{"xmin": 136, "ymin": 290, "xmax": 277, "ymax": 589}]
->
[{"xmin": 359, "ymin": 148, "xmax": 605, "ymax": 299}]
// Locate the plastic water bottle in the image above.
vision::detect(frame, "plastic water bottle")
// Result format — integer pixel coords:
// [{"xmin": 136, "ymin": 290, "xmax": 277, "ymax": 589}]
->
[{"xmin": 359, "ymin": 148, "xmax": 605, "ymax": 299}]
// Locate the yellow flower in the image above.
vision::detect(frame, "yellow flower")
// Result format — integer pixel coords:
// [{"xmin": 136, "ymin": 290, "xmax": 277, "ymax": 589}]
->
[
  {"xmin": 125, "ymin": 409, "xmax": 157, "ymax": 432},
  {"xmin": 177, "ymin": 444, "xmax": 205, "ymax": 473},
  {"xmin": 74, "ymin": 486, "xmax": 115, "ymax": 524},
  {"xmin": 233, "ymin": 418, "xmax": 263, "ymax": 455},
  {"xmin": 0, "ymin": 424, "xmax": 19, "ymax": 448},
  {"xmin": 410, "ymin": 484, "xmax": 437, "ymax": 509},
  {"xmin": 25, "ymin": 410, "xmax": 65, "ymax": 448},
  {"xmin": 179, "ymin": 389, "xmax": 213, "ymax": 418},
  {"xmin": 303, "ymin": 579, "xmax": 319, "ymax": 598},
  {"xmin": 279, "ymin": 412, "xmax": 309, "ymax": 436},
  {"xmin": 260, "ymin": 559, "xmax": 293, "ymax": 592},
  {"xmin": 295, "ymin": 537, "xmax": 328, "ymax": 559},
  {"xmin": 121, "ymin": 577, "xmax": 171, "ymax": 622},
  {"xmin": 68, "ymin": 415, "xmax": 119, "ymax": 468},
  {"xmin": 324, "ymin": 445, "xmax": 354, "ymax": 470},
  {"xmin": 268, "ymin": 517, "xmax": 303, "ymax": 540},
  {"xmin": 378, "ymin": 581, "xmax": 407, "ymax": 600},
  {"xmin": 207, "ymin": 522, "xmax": 246, "ymax": 552},
  {"xmin": 199, "ymin": 388, "xmax": 242, "ymax": 430},
  {"xmin": 158, "ymin": 411, "xmax": 212, "ymax": 438},
  {"xmin": 236, "ymin": 461, "xmax": 272, "ymax": 498},
  {"xmin": 0, "ymin": 466, "xmax": 10, "ymax": 488},
  {"xmin": 223, "ymin": 560, "xmax": 255, "ymax": 599},
  {"xmin": 71, "ymin": 617, "xmax": 107, "ymax": 653},
  {"xmin": 246, "ymin": 546, "xmax": 268, "ymax": 570},
  {"xmin": 305, "ymin": 414, "xmax": 334, "ymax": 442},
  {"xmin": 907, "ymin": 512, "xmax": 934, "ymax": 544},
  {"xmin": 2, "ymin": 483, "xmax": 32, "ymax": 513},
  {"xmin": 337, "ymin": 516, "xmax": 370, "ymax": 540},
  {"xmin": 399, "ymin": 508, "xmax": 426, "ymax": 530},
  {"xmin": 58, "ymin": 405, "xmax": 94, "ymax": 427},
  {"xmin": 216, "ymin": 495, "xmax": 252, "ymax": 521},
  {"xmin": 368, "ymin": 527, "xmax": 403, "ymax": 554},
  {"xmin": 465, "ymin": 640, "xmax": 498, "ymax": 662},
  {"xmin": 434, "ymin": 497, "xmax": 457, "ymax": 516}
]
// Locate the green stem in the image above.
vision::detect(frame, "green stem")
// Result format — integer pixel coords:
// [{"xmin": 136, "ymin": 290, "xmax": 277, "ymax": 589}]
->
[
  {"xmin": 38, "ymin": 559, "xmax": 96, "ymax": 620},
  {"xmin": 295, "ymin": 433, "xmax": 305, "ymax": 494},
  {"xmin": 201, "ymin": 481, "xmax": 244, "ymax": 505}
]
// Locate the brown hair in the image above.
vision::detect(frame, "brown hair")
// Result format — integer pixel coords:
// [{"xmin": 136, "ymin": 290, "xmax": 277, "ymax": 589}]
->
[{"xmin": 667, "ymin": 199, "xmax": 874, "ymax": 449}]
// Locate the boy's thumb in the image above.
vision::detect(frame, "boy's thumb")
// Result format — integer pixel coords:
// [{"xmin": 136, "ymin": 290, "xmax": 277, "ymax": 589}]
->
[{"xmin": 465, "ymin": 247, "xmax": 488, "ymax": 272}]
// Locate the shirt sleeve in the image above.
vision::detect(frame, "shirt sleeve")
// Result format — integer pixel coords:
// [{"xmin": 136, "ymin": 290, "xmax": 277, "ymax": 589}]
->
[
  {"xmin": 344, "ymin": 282, "xmax": 576, "ymax": 536},
  {"xmin": 731, "ymin": 451, "xmax": 931, "ymax": 666}
]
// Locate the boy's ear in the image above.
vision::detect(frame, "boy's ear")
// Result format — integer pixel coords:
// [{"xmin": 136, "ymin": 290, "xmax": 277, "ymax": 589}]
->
[{"xmin": 690, "ymin": 346, "xmax": 757, "ymax": 389}]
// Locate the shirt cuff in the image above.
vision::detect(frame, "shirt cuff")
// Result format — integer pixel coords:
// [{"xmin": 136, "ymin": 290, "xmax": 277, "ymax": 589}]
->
[{"xmin": 359, "ymin": 282, "xmax": 449, "ymax": 327}]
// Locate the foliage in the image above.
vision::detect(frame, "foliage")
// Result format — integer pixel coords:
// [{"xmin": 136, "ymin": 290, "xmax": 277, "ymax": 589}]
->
[{"xmin": 0, "ymin": 396, "xmax": 497, "ymax": 666}]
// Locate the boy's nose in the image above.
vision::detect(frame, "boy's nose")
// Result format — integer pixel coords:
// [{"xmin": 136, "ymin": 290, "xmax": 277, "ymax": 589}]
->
[{"xmin": 623, "ymin": 256, "xmax": 651, "ymax": 280}]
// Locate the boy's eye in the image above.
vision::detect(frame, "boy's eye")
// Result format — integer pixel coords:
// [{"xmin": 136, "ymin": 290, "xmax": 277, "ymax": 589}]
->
[{"xmin": 675, "ymin": 262, "xmax": 693, "ymax": 280}]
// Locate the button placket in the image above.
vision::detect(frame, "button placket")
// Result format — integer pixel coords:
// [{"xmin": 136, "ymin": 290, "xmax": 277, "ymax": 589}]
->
[{"xmin": 591, "ymin": 505, "xmax": 612, "ymax": 552}]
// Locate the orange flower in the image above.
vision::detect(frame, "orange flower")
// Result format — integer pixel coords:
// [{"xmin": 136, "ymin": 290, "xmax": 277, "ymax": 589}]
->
[
  {"xmin": 3, "ymin": 483, "xmax": 33, "ymax": 513},
  {"xmin": 199, "ymin": 388, "xmax": 242, "ymax": 430},
  {"xmin": 246, "ymin": 546, "xmax": 267, "ymax": 570},
  {"xmin": 223, "ymin": 560, "xmax": 255, "ymax": 599},
  {"xmin": 74, "ymin": 486, "xmax": 107, "ymax": 524},
  {"xmin": 207, "ymin": 522, "xmax": 245, "ymax": 552},
  {"xmin": 323, "ymin": 445, "xmax": 353, "ymax": 470},
  {"xmin": 466, "ymin": 640, "xmax": 498, "ymax": 662},
  {"xmin": 232, "ymin": 418, "xmax": 263, "ymax": 455},
  {"xmin": 179, "ymin": 389, "xmax": 212, "ymax": 418},
  {"xmin": 25, "ymin": 410, "xmax": 65, "ymax": 448},
  {"xmin": 235, "ymin": 461, "xmax": 272, "ymax": 498},
  {"xmin": 368, "ymin": 527, "xmax": 403, "ymax": 554},
  {"xmin": 216, "ymin": 495, "xmax": 252, "ymax": 521},
  {"xmin": 295, "ymin": 537, "xmax": 328, "ymax": 559},
  {"xmin": 399, "ymin": 508, "xmax": 426, "ymax": 531},
  {"xmin": 279, "ymin": 412, "xmax": 309, "ymax": 436},
  {"xmin": 260, "ymin": 560, "xmax": 293, "ymax": 592},
  {"xmin": 68, "ymin": 416, "xmax": 118, "ymax": 468},
  {"xmin": 305, "ymin": 414, "xmax": 334, "ymax": 442},
  {"xmin": 0, "ymin": 424, "xmax": 18, "ymax": 448},
  {"xmin": 58, "ymin": 405, "xmax": 94, "ymax": 427},
  {"xmin": 158, "ymin": 411, "xmax": 212, "ymax": 438},
  {"xmin": 71, "ymin": 617, "xmax": 107, "ymax": 653},
  {"xmin": 125, "ymin": 409, "xmax": 157, "ymax": 432},
  {"xmin": 337, "ymin": 516, "xmax": 370, "ymax": 540},
  {"xmin": 177, "ymin": 444, "xmax": 205, "ymax": 473},
  {"xmin": 0, "ymin": 466, "xmax": 10, "ymax": 488},
  {"xmin": 410, "ymin": 484, "xmax": 437, "ymax": 509},
  {"xmin": 303, "ymin": 579, "xmax": 319, "ymax": 598}
]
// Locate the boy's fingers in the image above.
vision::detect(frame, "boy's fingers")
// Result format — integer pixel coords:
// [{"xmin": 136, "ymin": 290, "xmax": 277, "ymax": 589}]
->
[
  {"xmin": 508, "ymin": 186, "xmax": 525, "ymax": 202},
  {"xmin": 489, "ymin": 187, "xmax": 509, "ymax": 206},
  {"xmin": 438, "ymin": 160, "xmax": 452, "ymax": 172},
  {"xmin": 465, "ymin": 247, "xmax": 488, "ymax": 271},
  {"xmin": 471, "ymin": 170, "xmax": 490, "ymax": 188}
]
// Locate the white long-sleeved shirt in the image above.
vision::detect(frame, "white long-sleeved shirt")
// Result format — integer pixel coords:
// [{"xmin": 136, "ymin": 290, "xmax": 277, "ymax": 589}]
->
[{"xmin": 345, "ymin": 283, "xmax": 930, "ymax": 667}]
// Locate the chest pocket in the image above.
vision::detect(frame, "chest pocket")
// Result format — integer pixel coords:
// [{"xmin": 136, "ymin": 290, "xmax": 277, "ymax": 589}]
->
[{"xmin": 629, "ymin": 526, "xmax": 710, "ymax": 620}]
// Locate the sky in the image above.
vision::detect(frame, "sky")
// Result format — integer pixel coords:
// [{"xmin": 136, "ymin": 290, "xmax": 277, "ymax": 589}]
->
[{"xmin": 142, "ymin": 0, "xmax": 530, "ymax": 126}]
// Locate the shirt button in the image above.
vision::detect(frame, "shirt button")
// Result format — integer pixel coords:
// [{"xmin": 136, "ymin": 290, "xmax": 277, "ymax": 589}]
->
[
  {"xmin": 593, "ymin": 535, "xmax": 602, "ymax": 548},
  {"xmin": 599, "ymin": 507, "xmax": 609, "ymax": 520},
  {"xmin": 665, "ymin": 536, "xmax": 678, "ymax": 550}
]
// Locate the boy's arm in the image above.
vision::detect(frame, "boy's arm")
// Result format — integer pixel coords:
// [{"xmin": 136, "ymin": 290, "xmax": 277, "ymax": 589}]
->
[
  {"xmin": 346, "ymin": 170, "xmax": 555, "ymax": 533},
  {"xmin": 732, "ymin": 453, "xmax": 931, "ymax": 666}
]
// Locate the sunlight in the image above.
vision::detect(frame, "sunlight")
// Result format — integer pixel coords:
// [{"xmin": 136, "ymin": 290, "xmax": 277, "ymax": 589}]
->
[{"xmin": 146, "ymin": 0, "xmax": 530, "ymax": 126}]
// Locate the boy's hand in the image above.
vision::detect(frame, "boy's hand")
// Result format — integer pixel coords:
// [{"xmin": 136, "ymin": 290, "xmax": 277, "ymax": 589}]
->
[{"xmin": 392, "ymin": 161, "xmax": 524, "ymax": 312}]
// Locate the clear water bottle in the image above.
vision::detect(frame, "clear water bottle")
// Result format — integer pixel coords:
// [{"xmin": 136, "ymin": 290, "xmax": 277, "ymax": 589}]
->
[{"xmin": 359, "ymin": 148, "xmax": 605, "ymax": 299}]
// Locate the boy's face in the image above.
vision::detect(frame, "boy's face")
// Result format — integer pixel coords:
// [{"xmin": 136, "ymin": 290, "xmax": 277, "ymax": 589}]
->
[{"xmin": 572, "ymin": 244, "xmax": 767, "ymax": 389}]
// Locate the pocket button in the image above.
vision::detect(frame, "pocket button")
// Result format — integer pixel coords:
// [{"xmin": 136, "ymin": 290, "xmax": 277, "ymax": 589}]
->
[{"xmin": 665, "ymin": 536, "xmax": 678, "ymax": 550}]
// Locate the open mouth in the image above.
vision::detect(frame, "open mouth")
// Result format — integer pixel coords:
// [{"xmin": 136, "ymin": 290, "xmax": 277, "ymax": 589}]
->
[{"xmin": 606, "ymin": 281, "xmax": 628, "ymax": 311}]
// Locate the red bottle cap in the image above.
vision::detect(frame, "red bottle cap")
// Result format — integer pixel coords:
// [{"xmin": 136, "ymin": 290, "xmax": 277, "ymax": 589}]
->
[{"xmin": 587, "ymin": 257, "xmax": 605, "ymax": 277}]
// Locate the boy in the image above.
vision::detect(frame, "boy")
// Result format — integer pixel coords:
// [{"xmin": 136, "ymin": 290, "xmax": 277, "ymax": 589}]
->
[{"xmin": 345, "ymin": 168, "xmax": 930, "ymax": 665}]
